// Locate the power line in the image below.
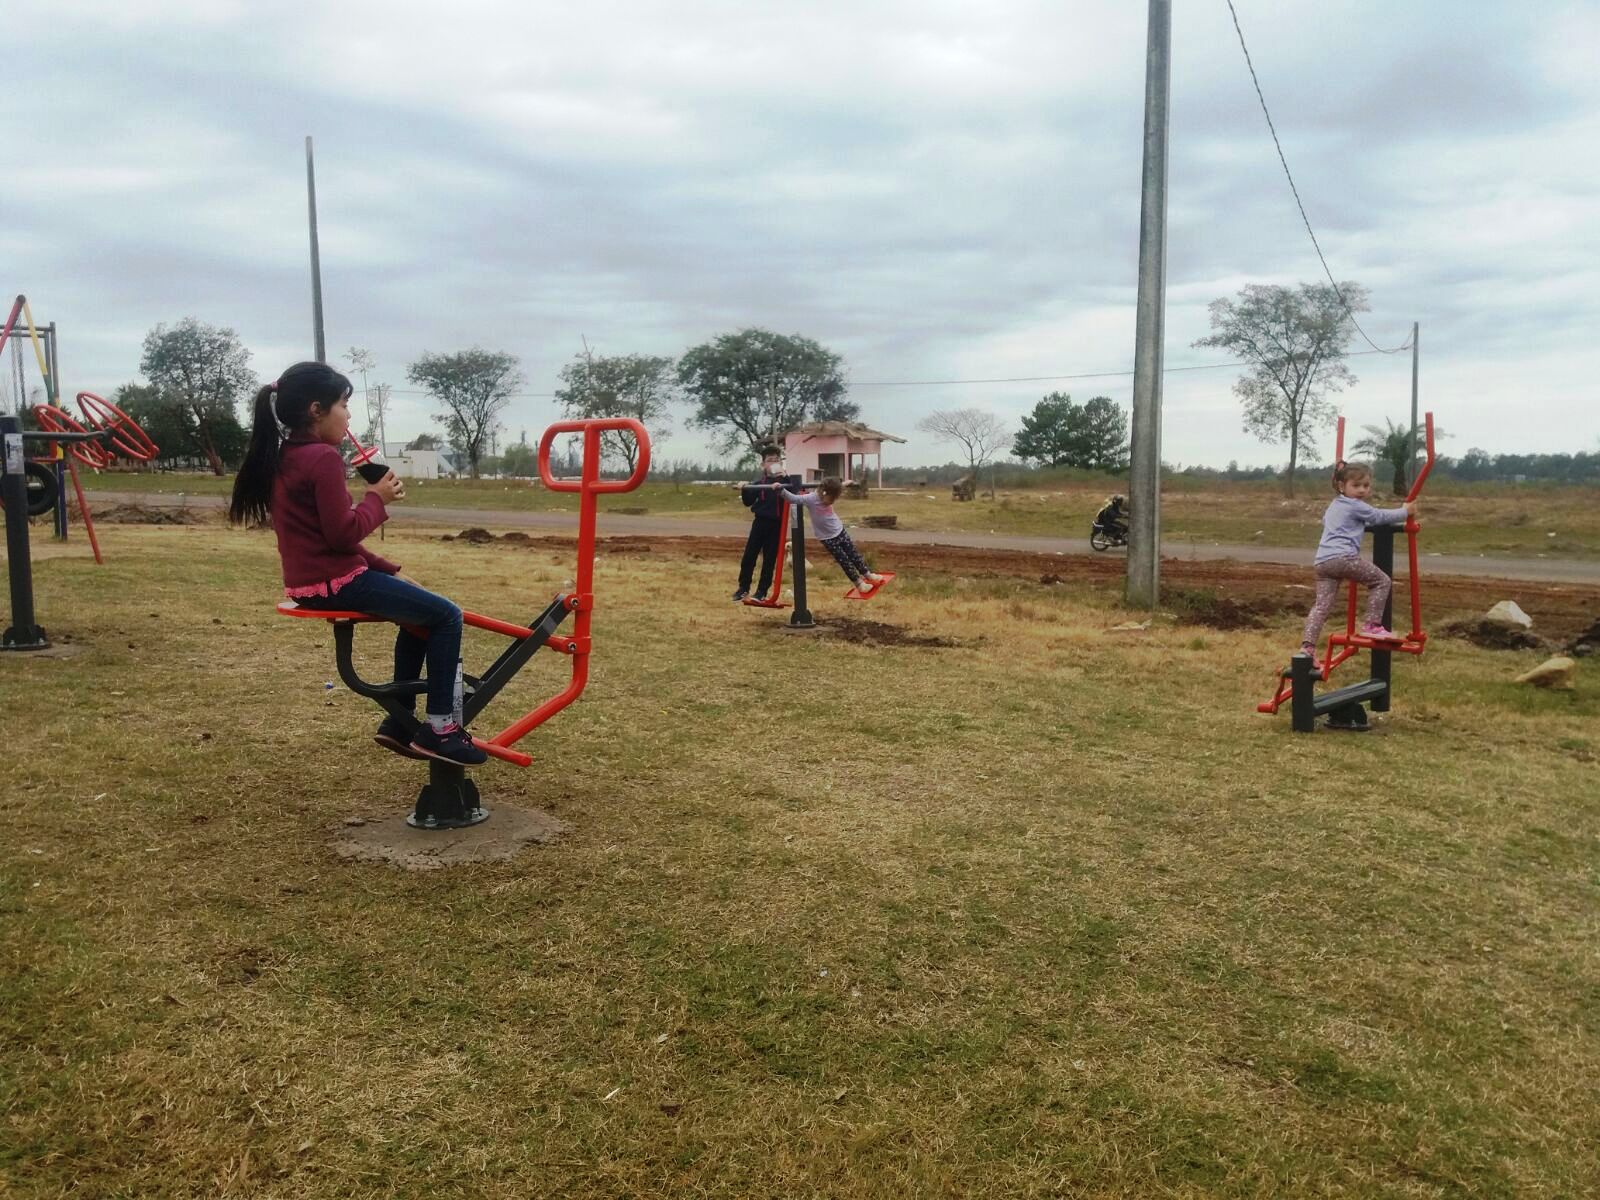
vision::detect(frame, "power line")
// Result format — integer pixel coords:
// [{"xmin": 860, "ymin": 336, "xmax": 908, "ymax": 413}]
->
[{"xmin": 1222, "ymin": 0, "xmax": 1412, "ymax": 355}]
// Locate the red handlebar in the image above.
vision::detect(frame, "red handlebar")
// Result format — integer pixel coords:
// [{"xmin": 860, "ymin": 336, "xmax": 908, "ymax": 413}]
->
[
  {"xmin": 537, "ymin": 418, "xmax": 651, "ymax": 493},
  {"xmin": 1404, "ymin": 412, "xmax": 1436, "ymax": 504}
]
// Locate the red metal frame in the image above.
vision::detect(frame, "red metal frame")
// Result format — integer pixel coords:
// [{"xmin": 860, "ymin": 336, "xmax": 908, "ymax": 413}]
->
[
  {"xmin": 76, "ymin": 392, "xmax": 158, "ymax": 462},
  {"xmin": 31, "ymin": 405, "xmax": 114, "ymax": 469},
  {"xmin": 281, "ymin": 417, "xmax": 650, "ymax": 767},
  {"xmin": 743, "ymin": 495, "xmax": 792, "ymax": 608},
  {"xmin": 1259, "ymin": 412, "xmax": 1435, "ymax": 714},
  {"xmin": 0, "ymin": 295, "xmax": 23, "ymax": 352}
]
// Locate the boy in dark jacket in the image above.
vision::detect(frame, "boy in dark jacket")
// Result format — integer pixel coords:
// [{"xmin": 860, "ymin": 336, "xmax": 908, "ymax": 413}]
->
[{"xmin": 733, "ymin": 445, "xmax": 787, "ymax": 601}]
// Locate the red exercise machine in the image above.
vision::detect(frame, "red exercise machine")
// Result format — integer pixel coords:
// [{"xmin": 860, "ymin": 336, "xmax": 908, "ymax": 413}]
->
[
  {"xmin": 741, "ymin": 477, "xmax": 894, "ymax": 626},
  {"xmin": 278, "ymin": 417, "xmax": 650, "ymax": 828},
  {"xmin": 1258, "ymin": 411, "xmax": 1436, "ymax": 732}
]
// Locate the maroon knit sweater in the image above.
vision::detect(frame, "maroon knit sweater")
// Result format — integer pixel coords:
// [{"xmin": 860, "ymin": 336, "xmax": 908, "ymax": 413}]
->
[{"xmin": 271, "ymin": 437, "xmax": 399, "ymax": 597}]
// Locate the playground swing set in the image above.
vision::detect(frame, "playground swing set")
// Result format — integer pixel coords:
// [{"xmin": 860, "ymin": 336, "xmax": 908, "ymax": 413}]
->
[
  {"xmin": 1257, "ymin": 411, "xmax": 1437, "ymax": 733},
  {"xmin": 277, "ymin": 417, "xmax": 650, "ymax": 830},
  {"xmin": 738, "ymin": 475, "xmax": 895, "ymax": 629},
  {"xmin": 2, "ymin": 294, "xmax": 161, "ymax": 650}
]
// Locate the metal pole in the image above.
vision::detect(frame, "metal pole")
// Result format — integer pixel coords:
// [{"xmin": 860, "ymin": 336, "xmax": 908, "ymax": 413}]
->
[
  {"xmin": 1408, "ymin": 321, "xmax": 1419, "ymax": 489},
  {"xmin": 1125, "ymin": 0, "xmax": 1171, "ymax": 609},
  {"xmin": 788, "ymin": 489, "xmax": 814, "ymax": 629},
  {"xmin": 1369, "ymin": 526, "xmax": 1394, "ymax": 712},
  {"xmin": 2, "ymin": 414, "xmax": 48, "ymax": 650},
  {"xmin": 306, "ymin": 136, "xmax": 326, "ymax": 363}
]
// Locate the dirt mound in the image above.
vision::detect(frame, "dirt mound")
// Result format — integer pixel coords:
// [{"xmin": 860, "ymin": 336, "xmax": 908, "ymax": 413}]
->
[
  {"xmin": 79, "ymin": 503, "xmax": 211, "ymax": 525},
  {"xmin": 805, "ymin": 616, "xmax": 957, "ymax": 648},
  {"xmin": 447, "ymin": 527, "xmax": 497, "ymax": 544},
  {"xmin": 1438, "ymin": 618, "xmax": 1548, "ymax": 651},
  {"xmin": 1168, "ymin": 589, "xmax": 1296, "ymax": 631}
]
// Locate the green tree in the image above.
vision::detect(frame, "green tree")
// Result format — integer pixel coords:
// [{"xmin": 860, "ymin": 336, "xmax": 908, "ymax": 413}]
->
[
  {"xmin": 405, "ymin": 349, "xmax": 521, "ymax": 478},
  {"xmin": 1350, "ymin": 417, "xmax": 1441, "ymax": 496},
  {"xmin": 138, "ymin": 318, "xmax": 258, "ymax": 475},
  {"xmin": 112, "ymin": 382, "xmax": 204, "ymax": 469},
  {"xmin": 555, "ymin": 348, "xmax": 675, "ymax": 474},
  {"xmin": 1077, "ymin": 395, "xmax": 1129, "ymax": 471},
  {"xmin": 1013, "ymin": 393, "xmax": 1128, "ymax": 471},
  {"xmin": 1012, "ymin": 392, "xmax": 1078, "ymax": 467},
  {"xmin": 677, "ymin": 328, "xmax": 855, "ymax": 455},
  {"xmin": 406, "ymin": 432, "xmax": 441, "ymax": 451},
  {"xmin": 499, "ymin": 442, "xmax": 537, "ymax": 477},
  {"xmin": 1193, "ymin": 282, "xmax": 1367, "ymax": 495}
]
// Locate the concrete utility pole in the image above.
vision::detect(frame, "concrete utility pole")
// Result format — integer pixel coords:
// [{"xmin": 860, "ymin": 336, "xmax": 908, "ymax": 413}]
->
[
  {"xmin": 305, "ymin": 136, "xmax": 326, "ymax": 363},
  {"xmin": 1126, "ymin": 0, "xmax": 1171, "ymax": 609}
]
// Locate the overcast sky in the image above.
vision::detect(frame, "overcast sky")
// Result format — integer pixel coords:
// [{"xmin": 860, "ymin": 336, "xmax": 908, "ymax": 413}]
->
[{"xmin": 4, "ymin": 0, "xmax": 1596, "ymax": 469}]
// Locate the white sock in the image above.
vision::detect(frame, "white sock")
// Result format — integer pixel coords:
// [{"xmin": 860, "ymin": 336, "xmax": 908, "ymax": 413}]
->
[{"xmin": 427, "ymin": 714, "xmax": 455, "ymax": 733}]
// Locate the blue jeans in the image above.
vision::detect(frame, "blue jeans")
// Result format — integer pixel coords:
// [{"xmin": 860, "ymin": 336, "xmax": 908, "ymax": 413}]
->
[{"xmin": 298, "ymin": 570, "xmax": 463, "ymax": 717}]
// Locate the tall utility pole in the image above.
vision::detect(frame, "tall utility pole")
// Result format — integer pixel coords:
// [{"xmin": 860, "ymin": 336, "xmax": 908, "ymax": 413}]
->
[
  {"xmin": 1126, "ymin": 0, "xmax": 1172, "ymax": 608},
  {"xmin": 305, "ymin": 136, "xmax": 326, "ymax": 363},
  {"xmin": 1409, "ymin": 321, "xmax": 1420, "ymax": 481}
]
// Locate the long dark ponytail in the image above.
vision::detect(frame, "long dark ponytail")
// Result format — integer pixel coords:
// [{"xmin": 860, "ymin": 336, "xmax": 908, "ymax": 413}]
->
[{"xmin": 228, "ymin": 361, "xmax": 353, "ymax": 525}]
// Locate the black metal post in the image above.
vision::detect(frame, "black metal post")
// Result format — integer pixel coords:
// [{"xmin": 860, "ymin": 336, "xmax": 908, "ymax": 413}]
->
[
  {"xmin": 788, "ymin": 490, "xmax": 814, "ymax": 629},
  {"xmin": 1370, "ymin": 526, "xmax": 1394, "ymax": 712},
  {"xmin": 1290, "ymin": 652, "xmax": 1316, "ymax": 733},
  {"xmin": 1, "ymin": 414, "xmax": 47, "ymax": 650}
]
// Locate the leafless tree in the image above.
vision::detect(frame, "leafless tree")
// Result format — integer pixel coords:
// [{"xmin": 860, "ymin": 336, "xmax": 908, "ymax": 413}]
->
[{"xmin": 917, "ymin": 408, "xmax": 1012, "ymax": 498}]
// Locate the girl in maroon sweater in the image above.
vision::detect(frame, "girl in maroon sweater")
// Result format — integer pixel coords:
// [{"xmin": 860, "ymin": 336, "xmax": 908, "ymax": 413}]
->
[{"xmin": 229, "ymin": 361, "xmax": 485, "ymax": 766}]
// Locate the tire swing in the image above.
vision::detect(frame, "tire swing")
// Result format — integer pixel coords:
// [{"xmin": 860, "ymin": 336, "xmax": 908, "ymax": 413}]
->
[{"xmin": 23, "ymin": 461, "xmax": 57, "ymax": 516}]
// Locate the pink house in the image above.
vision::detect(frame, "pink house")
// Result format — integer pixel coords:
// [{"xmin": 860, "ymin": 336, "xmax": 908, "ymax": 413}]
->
[{"xmin": 781, "ymin": 420, "xmax": 906, "ymax": 487}]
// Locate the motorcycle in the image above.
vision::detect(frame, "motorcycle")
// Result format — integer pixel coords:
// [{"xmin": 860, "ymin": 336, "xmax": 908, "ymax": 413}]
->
[{"xmin": 1089, "ymin": 520, "xmax": 1128, "ymax": 552}]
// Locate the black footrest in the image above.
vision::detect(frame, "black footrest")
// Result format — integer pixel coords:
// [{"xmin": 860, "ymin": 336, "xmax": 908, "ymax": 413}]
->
[{"xmin": 1312, "ymin": 679, "xmax": 1388, "ymax": 715}]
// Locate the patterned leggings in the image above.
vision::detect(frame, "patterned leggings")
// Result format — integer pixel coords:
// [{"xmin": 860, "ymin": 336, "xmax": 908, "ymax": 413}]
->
[
  {"xmin": 1302, "ymin": 555, "xmax": 1392, "ymax": 647},
  {"xmin": 820, "ymin": 530, "xmax": 872, "ymax": 583}
]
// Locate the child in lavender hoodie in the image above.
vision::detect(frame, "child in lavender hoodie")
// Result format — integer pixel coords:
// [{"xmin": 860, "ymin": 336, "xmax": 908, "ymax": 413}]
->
[
  {"xmin": 1300, "ymin": 461, "xmax": 1419, "ymax": 659},
  {"xmin": 771, "ymin": 477, "xmax": 886, "ymax": 592}
]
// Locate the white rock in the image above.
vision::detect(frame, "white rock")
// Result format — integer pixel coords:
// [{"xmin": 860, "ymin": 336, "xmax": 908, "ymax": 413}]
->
[{"xmin": 1484, "ymin": 600, "xmax": 1532, "ymax": 629}]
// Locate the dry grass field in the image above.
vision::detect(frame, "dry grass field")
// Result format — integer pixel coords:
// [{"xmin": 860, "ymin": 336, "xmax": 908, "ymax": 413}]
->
[{"xmin": 3, "ymin": 521, "xmax": 1597, "ymax": 1197}]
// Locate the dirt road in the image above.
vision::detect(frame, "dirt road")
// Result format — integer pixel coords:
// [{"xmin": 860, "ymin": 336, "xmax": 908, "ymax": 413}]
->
[{"xmin": 84, "ymin": 490, "xmax": 1600, "ymax": 586}]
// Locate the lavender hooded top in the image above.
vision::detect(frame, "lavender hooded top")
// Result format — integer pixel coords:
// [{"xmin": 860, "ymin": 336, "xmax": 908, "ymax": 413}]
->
[
  {"xmin": 781, "ymin": 489, "xmax": 844, "ymax": 541},
  {"xmin": 1315, "ymin": 495, "xmax": 1408, "ymax": 564}
]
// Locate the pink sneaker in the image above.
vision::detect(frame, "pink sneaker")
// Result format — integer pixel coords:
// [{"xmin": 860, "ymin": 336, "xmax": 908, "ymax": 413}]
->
[{"xmin": 1360, "ymin": 623, "xmax": 1401, "ymax": 642}]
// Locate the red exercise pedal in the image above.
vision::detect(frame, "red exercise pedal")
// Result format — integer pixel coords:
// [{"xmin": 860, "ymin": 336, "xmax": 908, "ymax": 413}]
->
[{"xmin": 843, "ymin": 572, "xmax": 896, "ymax": 601}]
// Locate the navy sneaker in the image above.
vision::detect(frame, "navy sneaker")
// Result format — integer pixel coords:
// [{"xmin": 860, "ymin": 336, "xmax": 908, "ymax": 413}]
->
[
  {"xmin": 732, "ymin": 588, "xmax": 750, "ymax": 602},
  {"xmin": 375, "ymin": 715, "xmax": 427, "ymax": 760},
  {"xmin": 410, "ymin": 722, "xmax": 488, "ymax": 766}
]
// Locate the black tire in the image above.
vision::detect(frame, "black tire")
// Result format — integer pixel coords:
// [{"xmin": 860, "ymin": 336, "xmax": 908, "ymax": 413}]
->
[
  {"xmin": 1089, "ymin": 526, "xmax": 1111, "ymax": 552},
  {"xmin": 24, "ymin": 461, "xmax": 58, "ymax": 516}
]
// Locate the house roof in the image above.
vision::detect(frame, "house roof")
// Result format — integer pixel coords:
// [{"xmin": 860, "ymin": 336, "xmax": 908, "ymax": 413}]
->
[{"xmin": 783, "ymin": 420, "xmax": 906, "ymax": 444}]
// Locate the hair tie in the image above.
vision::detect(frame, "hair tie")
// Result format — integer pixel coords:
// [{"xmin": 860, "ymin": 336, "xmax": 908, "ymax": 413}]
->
[{"xmin": 269, "ymin": 391, "xmax": 289, "ymax": 439}]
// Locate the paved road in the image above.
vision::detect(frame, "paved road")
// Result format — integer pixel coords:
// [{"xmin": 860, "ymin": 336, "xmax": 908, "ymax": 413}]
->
[{"xmin": 87, "ymin": 491, "xmax": 1600, "ymax": 585}]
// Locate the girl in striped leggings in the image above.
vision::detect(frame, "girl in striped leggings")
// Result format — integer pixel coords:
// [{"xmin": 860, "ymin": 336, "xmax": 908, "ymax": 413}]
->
[
  {"xmin": 1301, "ymin": 461, "xmax": 1418, "ymax": 662},
  {"xmin": 769, "ymin": 476, "xmax": 886, "ymax": 591}
]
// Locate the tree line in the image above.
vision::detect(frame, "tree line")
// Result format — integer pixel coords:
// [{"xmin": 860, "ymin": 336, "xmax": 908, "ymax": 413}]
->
[{"xmin": 92, "ymin": 287, "xmax": 1590, "ymax": 489}]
